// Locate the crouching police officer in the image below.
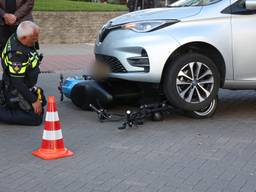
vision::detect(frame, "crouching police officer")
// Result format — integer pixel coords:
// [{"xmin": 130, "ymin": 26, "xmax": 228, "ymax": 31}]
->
[{"xmin": 0, "ymin": 21, "xmax": 46, "ymax": 126}]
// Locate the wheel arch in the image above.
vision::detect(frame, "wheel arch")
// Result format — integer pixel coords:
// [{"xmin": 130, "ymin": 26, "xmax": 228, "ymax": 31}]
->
[{"xmin": 161, "ymin": 42, "xmax": 226, "ymax": 88}]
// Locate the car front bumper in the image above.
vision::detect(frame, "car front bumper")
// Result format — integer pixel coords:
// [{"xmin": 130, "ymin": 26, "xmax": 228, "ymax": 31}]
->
[{"xmin": 94, "ymin": 28, "xmax": 180, "ymax": 83}]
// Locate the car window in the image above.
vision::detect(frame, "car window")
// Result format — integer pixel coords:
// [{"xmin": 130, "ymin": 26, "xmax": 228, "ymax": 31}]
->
[
  {"xmin": 168, "ymin": 0, "xmax": 222, "ymax": 7},
  {"xmin": 237, "ymin": 0, "xmax": 246, "ymax": 9},
  {"xmin": 221, "ymin": 0, "xmax": 256, "ymax": 14},
  {"xmin": 232, "ymin": 0, "xmax": 255, "ymax": 13}
]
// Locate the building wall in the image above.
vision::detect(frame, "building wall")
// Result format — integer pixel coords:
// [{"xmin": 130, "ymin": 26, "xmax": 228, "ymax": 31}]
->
[{"xmin": 33, "ymin": 11, "xmax": 126, "ymax": 44}]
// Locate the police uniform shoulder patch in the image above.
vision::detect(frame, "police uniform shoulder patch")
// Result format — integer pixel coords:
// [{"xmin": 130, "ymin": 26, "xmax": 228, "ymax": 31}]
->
[{"xmin": 12, "ymin": 62, "xmax": 22, "ymax": 73}]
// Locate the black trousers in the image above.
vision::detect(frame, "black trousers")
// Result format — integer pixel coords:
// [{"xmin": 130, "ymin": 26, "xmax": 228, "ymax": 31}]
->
[
  {"xmin": 0, "ymin": 25, "xmax": 17, "ymax": 53},
  {"xmin": 0, "ymin": 106, "xmax": 43, "ymax": 126}
]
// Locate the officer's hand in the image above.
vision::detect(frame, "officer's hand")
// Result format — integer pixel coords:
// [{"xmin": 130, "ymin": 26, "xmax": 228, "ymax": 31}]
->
[
  {"xmin": 3, "ymin": 14, "xmax": 16, "ymax": 25},
  {"xmin": 3, "ymin": 14, "xmax": 12, "ymax": 25},
  {"xmin": 8, "ymin": 14, "xmax": 17, "ymax": 25},
  {"xmin": 32, "ymin": 100, "xmax": 42, "ymax": 115}
]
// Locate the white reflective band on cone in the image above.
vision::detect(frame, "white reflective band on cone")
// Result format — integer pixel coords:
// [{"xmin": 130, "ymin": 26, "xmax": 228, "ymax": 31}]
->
[
  {"xmin": 43, "ymin": 130, "xmax": 63, "ymax": 140},
  {"xmin": 45, "ymin": 112, "xmax": 59, "ymax": 122}
]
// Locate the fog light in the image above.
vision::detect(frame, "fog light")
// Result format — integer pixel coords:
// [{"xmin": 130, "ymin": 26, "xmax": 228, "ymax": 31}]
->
[{"xmin": 127, "ymin": 49, "xmax": 149, "ymax": 72}]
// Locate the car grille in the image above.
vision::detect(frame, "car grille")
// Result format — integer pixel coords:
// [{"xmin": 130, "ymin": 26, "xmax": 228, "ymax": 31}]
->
[{"xmin": 95, "ymin": 54, "xmax": 127, "ymax": 73}]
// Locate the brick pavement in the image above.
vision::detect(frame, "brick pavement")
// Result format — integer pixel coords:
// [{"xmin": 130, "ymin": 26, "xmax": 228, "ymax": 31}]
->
[
  {"xmin": 0, "ymin": 44, "xmax": 255, "ymax": 192},
  {"xmin": 41, "ymin": 54, "xmax": 95, "ymax": 72},
  {"xmin": 39, "ymin": 43, "xmax": 95, "ymax": 72}
]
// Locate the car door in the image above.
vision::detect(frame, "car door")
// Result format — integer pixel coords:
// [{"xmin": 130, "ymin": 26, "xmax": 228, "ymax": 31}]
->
[{"xmin": 231, "ymin": 0, "xmax": 256, "ymax": 80}]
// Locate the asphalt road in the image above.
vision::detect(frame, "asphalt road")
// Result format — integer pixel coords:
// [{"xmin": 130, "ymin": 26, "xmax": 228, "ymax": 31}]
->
[{"xmin": 0, "ymin": 72, "xmax": 256, "ymax": 192}]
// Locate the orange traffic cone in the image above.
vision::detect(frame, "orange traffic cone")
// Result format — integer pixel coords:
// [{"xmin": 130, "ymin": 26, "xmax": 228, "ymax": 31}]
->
[{"xmin": 32, "ymin": 96, "xmax": 74, "ymax": 160}]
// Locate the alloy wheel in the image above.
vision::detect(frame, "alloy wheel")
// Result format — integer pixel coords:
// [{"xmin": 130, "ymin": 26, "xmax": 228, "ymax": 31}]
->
[{"xmin": 176, "ymin": 61, "xmax": 214, "ymax": 104}]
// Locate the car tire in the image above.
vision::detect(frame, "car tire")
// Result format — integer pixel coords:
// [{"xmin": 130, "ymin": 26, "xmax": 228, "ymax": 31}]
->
[
  {"xmin": 185, "ymin": 96, "xmax": 218, "ymax": 119},
  {"xmin": 163, "ymin": 53, "xmax": 220, "ymax": 111}
]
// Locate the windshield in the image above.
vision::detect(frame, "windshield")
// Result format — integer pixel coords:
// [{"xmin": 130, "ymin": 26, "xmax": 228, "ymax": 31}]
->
[{"xmin": 168, "ymin": 0, "xmax": 221, "ymax": 7}]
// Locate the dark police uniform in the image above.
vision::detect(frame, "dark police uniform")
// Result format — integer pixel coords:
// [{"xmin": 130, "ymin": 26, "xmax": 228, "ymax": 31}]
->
[{"xmin": 0, "ymin": 33, "xmax": 45, "ymax": 126}]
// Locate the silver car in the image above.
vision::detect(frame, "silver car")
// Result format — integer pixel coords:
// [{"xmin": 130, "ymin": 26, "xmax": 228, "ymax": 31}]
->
[{"xmin": 94, "ymin": 0, "xmax": 256, "ymax": 117}]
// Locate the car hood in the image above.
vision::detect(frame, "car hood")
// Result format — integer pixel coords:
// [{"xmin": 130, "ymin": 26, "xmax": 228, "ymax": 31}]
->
[{"xmin": 110, "ymin": 7, "xmax": 202, "ymax": 25}]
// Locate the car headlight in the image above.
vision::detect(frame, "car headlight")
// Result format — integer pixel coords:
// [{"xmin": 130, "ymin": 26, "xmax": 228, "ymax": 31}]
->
[{"xmin": 121, "ymin": 20, "xmax": 179, "ymax": 33}]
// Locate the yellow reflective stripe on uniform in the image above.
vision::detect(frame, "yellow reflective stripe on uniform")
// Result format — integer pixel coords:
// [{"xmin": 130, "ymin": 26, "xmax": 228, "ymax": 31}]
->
[
  {"xmin": 4, "ymin": 57, "xmax": 11, "ymax": 66},
  {"xmin": 4, "ymin": 57, "xmax": 8, "ymax": 65},
  {"xmin": 2, "ymin": 39, "xmax": 11, "ymax": 59},
  {"xmin": 22, "ymin": 61, "xmax": 30, "ymax": 66},
  {"xmin": 4, "ymin": 55, "xmax": 12, "ymax": 64},
  {"xmin": 1, "ymin": 46, "xmax": 6, "ymax": 59},
  {"xmin": 8, "ymin": 65, "xmax": 27, "ymax": 75},
  {"xmin": 8, "ymin": 66, "xmax": 16, "ymax": 74},
  {"xmin": 4, "ymin": 54, "xmax": 29, "ymax": 74},
  {"xmin": 2, "ymin": 45, "xmax": 8, "ymax": 61},
  {"xmin": 31, "ymin": 59, "xmax": 38, "ymax": 68},
  {"xmin": 37, "ymin": 88, "xmax": 42, "ymax": 101},
  {"xmin": 29, "ymin": 54, "xmax": 39, "ymax": 68},
  {"xmin": 2, "ymin": 40, "xmax": 15, "ymax": 67},
  {"xmin": 19, "ymin": 66, "xmax": 27, "ymax": 74}
]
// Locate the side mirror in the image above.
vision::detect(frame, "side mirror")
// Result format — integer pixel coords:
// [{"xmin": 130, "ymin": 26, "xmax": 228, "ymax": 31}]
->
[{"xmin": 245, "ymin": 0, "xmax": 256, "ymax": 10}]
